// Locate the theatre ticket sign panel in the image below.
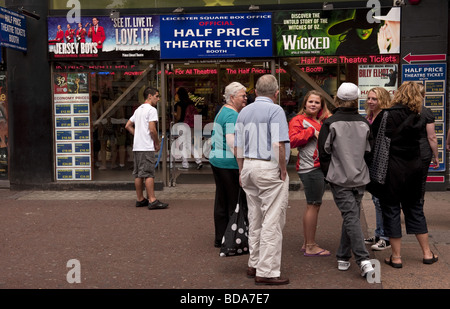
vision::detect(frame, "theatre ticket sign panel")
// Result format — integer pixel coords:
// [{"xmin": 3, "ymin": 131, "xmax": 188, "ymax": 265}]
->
[
  {"xmin": 402, "ymin": 61, "xmax": 447, "ymax": 176},
  {"xmin": 160, "ymin": 12, "xmax": 273, "ymax": 59},
  {"xmin": 0, "ymin": 7, "xmax": 27, "ymax": 53}
]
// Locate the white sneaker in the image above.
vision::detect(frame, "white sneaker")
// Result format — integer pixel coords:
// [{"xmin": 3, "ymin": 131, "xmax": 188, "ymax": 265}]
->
[
  {"xmin": 337, "ymin": 260, "xmax": 350, "ymax": 271},
  {"xmin": 371, "ymin": 239, "xmax": 391, "ymax": 251},
  {"xmin": 360, "ymin": 260, "xmax": 374, "ymax": 277}
]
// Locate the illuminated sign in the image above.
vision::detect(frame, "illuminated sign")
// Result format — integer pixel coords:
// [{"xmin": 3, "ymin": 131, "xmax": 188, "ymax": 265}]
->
[
  {"xmin": 160, "ymin": 12, "xmax": 273, "ymax": 59},
  {"xmin": 293, "ymin": 55, "xmax": 399, "ymax": 65},
  {"xmin": 274, "ymin": 8, "xmax": 400, "ymax": 56},
  {"xmin": 47, "ymin": 15, "xmax": 160, "ymax": 60}
]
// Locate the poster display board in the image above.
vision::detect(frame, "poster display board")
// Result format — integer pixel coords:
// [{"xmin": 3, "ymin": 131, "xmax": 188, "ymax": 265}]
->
[
  {"xmin": 274, "ymin": 7, "xmax": 400, "ymax": 57},
  {"xmin": 402, "ymin": 63, "xmax": 447, "ymax": 173},
  {"xmin": 54, "ymin": 72, "xmax": 92, "ymax": 180},
  {"xmin": 47, "ymin": 15, "xmax": 160, "ymax": 60},
  {"xmin": 358, "ymin": 64, "xmax": 398, "ymax": 114}
]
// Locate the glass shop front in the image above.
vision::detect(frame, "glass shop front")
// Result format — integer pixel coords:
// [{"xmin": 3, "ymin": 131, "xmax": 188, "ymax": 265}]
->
[{"xmin": 48, "ymin": 7, "xmax": 406, "ymax": 186}]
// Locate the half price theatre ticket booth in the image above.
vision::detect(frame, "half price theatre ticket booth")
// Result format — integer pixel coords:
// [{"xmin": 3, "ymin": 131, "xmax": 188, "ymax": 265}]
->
[{"xmin": 45, "ymin": 6, "xmax": 446, "ymax": 188}]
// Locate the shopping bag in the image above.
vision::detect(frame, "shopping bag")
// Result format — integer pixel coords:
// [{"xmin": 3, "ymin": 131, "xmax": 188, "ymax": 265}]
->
[
  {"xmin": 219, "ymin": 188, "xmax": 249, "ymax": 257},
  {"xmin": 369, "ymin": 111, "xmax": 390, "ymax": 185}
]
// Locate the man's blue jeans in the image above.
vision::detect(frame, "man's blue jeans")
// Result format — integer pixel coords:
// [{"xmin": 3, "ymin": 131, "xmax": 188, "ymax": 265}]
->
[{"xmin": 372, "ymin": 195, "xmax": 389, "ymax": 241}]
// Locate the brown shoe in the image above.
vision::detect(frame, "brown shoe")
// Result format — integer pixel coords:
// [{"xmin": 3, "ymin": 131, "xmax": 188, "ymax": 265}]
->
[
  {"xmin": 255, "ymin": 276, "xmax": 289, "ymax": 285},
  {"xmin": 247, "ymin": 267, "xmax": 256, "ymax": 278}
]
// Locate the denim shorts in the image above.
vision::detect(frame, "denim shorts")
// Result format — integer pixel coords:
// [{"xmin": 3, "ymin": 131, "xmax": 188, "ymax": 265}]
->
[{"xmin": 298, "ymin": 168, "xmax": 325, "ymax": 206}]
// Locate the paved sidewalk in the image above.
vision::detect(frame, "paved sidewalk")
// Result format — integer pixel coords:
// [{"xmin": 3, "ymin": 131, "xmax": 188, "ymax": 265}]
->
[
  {"xmin": 0, "ymin": 185, "xmax": 448, "ymax": 292},
  {"xmin": 362, "ymin": 190, "xmax": 450, "ymax": 289}
]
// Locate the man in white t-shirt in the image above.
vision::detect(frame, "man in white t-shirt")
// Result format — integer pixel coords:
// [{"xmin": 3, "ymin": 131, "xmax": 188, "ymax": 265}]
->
[{"xmin": 125, "ymin": 87, "xmax": 168, "ymax": 210}]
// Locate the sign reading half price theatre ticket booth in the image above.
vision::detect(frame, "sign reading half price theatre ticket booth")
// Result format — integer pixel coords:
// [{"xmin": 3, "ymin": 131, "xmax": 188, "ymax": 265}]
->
[
  {"xmin": 160, "ymin": 12, "xmax": 273, "ymax": 59},
  {"xmin": 0, "ymin": 7, "xmax": 27, "ymax": 53},
  {"xmin": 402, "ymin": 62, "xmax": 447, "ymax": 175}
]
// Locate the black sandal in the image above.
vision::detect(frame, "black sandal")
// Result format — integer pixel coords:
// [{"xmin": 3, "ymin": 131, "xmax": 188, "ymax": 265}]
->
[
  {"xmin": 384, "ymin": 255, "xmax": 402, "ymax": 268},
  {"xmin": 423, "ymin": 252, "xmax": 438, "ymax": 265}
]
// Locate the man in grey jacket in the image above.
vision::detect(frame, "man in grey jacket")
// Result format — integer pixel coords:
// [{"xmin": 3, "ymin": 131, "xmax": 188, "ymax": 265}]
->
[{"xmin": 318, "ymin": 82, "xmax": 374, "ymax": 278}]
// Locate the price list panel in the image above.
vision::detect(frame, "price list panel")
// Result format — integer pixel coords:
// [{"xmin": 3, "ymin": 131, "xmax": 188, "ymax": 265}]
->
[
  {"xmin": 54, "ymin": 73, "xmax": 92, "ymax": 180},
  {"xmin": 402, "ymin": 63, "xmax": 447, "ymax": 181}
]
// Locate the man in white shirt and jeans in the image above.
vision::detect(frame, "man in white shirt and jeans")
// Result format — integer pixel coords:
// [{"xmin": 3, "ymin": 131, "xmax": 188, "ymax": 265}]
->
[{"xmin": 125, "ymin": 87, "xmax": 168, "ymax": 210}]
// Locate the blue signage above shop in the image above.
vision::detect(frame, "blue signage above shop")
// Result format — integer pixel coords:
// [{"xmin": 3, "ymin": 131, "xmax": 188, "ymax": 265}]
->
[
  {"xmin": 402, "ymin": 62, "xmax": 447, "ymax": 173},
  {"xmin": 160, "ymin": 12, "xmax": 273, "ymax": 59},
  {"xmin": 0, "ymin": 7, "xmax": 27, "ymax": 52}
]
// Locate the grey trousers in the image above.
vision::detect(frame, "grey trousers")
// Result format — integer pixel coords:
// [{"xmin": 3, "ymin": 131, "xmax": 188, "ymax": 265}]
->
[{"xmin": 330, "ymin": 183, "xmax": 370, "ymax": 265}]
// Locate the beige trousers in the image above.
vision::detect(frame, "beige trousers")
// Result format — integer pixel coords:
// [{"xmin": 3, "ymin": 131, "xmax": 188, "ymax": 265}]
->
[{"xmin": 240, "ymin": 159, "xmax": 289, "ymax": 278}]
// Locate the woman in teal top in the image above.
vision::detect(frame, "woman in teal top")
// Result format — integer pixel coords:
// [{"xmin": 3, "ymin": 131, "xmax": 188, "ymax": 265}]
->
[{"xmin": 209, "ymin": 82, "xmax": 247, "ymax": 248}]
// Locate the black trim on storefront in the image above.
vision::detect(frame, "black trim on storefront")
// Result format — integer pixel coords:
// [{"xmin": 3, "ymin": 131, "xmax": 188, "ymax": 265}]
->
[{"xmin": 48, "ymin": 0, "xmax": 395, "ymax": 16}]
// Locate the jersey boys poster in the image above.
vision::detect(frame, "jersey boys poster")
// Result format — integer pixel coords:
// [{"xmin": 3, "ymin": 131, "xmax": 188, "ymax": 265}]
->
[{"xmin": 47, "ymin": 15, "xmax": 160, "ymax": 60}]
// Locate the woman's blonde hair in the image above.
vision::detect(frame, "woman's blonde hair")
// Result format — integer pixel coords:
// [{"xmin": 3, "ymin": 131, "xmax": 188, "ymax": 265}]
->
[
  {"xmin": 417, "ymin": 82, "xmax": 425, "ymax": 97},
  {"xmin": 298, "ymin": 90, "xmax": 330, "ymax": 122},
  {"xmin": 365, "ymin": 87, "xmax": 391, "ymax": 115},
  {"xmin": 390, "ymin": 81, "xmax": 423, "ymax": 113}
]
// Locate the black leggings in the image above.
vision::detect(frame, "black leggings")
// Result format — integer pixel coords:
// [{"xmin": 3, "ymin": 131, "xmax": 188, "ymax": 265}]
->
[{"xmin": 211, "ymin": 165, "xmax": 241, "ymax": 245}]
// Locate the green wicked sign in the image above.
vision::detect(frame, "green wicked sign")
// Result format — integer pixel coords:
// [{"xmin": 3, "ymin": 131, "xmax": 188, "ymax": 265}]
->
[{"xmin": 274, "ymin": 7, "xmax": 400, "ymax": 57}]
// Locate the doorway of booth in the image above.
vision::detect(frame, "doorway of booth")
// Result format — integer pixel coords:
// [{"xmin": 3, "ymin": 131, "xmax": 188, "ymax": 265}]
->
[{"xmin": 160, "ymin": 59, "xmax": 276, "ymax": 186}]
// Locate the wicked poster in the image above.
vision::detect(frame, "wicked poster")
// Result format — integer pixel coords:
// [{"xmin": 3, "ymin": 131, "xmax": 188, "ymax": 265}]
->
[{"xmin": 274, "ymin": 7, "xmax": 399, "ymax": 57}]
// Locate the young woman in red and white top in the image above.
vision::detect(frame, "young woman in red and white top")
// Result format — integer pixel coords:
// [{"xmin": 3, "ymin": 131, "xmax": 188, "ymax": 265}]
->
[{"xmin": 289, "ymin": 90, "xmax": 331, "ymax": 257}]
